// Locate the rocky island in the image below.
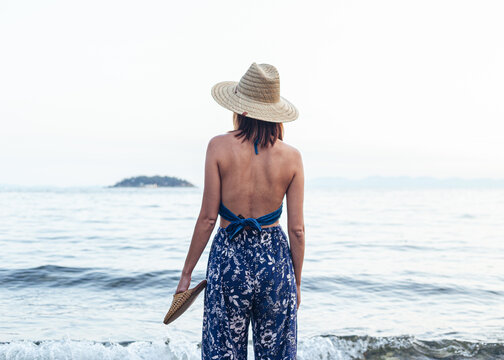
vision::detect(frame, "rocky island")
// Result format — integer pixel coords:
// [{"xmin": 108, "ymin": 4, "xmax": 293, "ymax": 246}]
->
[{"xmin": 111, "ymin": 175, "xmax": 195, "ymax": 188}]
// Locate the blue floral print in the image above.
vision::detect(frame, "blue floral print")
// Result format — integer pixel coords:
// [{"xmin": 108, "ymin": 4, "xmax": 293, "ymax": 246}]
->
[{"xmin": 202, "ymin": 225, "xmax": 298, "ymax": 359}]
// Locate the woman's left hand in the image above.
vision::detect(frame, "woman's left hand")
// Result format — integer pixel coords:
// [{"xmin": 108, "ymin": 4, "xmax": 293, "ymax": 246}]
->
[{"xmin": 175, "ymin": 272, "xmax": 191, "ymax": 294}]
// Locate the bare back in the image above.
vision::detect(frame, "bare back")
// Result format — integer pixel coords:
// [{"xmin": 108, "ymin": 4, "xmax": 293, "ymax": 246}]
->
[
  {"xmin": 212, "ymin": 131, "xmax": 301, "ymax": 228},
  {"xmin": 177, "ymin": 62, "xmax": 304, "ymax": 313}
]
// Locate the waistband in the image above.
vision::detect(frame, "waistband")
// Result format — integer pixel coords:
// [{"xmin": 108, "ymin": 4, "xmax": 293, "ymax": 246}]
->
[
  {"xmin": 215, "ymin": 224, "xmax": 288, "ymax": 245},
  {"xmin": 217, "ymin": 223, "xmax": 283, "ymax": 232}
]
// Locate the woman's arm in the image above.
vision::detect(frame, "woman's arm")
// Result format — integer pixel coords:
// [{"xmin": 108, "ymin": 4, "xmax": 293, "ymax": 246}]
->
[
  {"xmin": 175, "ymin": 138, "xmax": 221, "ymax": 293},
  {"xmin": 286, "ymin": 149, "xmax": 305, "ymax": 308}
]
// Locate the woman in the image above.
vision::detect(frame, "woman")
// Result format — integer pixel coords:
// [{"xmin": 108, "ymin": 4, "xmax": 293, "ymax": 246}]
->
[{"xmin": 176, "ymin": 62, "xmax": 305, "ymax": 359}]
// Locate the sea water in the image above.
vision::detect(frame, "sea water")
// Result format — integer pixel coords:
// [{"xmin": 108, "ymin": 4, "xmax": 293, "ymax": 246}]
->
[{"xmin": 0, "ymin": 186, "xmax": 503, "ymax": 359}]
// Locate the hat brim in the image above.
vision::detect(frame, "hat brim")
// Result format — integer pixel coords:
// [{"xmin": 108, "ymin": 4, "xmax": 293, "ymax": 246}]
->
[{"xmin": 211, "ymin": 81, "xmax": 299, "ymax": 123}]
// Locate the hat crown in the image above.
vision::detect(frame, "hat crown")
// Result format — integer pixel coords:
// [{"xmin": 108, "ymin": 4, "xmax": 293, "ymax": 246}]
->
[{"xmin": 237, "ymin": 63, "xmax": 280, "ymax": 104}]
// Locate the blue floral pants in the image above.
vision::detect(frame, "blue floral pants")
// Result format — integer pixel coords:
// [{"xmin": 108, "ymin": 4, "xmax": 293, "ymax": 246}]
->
[{"xmin": 202, "ymin": 225, "xmax": 298, "ymax": 360}]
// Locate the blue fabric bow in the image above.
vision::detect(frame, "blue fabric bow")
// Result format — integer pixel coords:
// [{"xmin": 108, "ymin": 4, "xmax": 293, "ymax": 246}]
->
[
  {"xmin": 219, "ymin": 202, "xmax": 283, "ymax": 240},
  {"xmin": 225, "ymin": 217, "xmax": 262, "ymax": 240}
]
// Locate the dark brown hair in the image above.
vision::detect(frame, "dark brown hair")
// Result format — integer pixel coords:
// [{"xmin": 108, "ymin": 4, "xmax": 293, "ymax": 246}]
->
[{"xmin": 232, "ymin": 113, "xmax": 284, "ymax": 149}]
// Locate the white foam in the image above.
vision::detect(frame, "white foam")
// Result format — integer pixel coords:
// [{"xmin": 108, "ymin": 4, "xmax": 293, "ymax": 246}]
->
[
  {"xmin": 0, "ymin": 338, "xmax": 200, "ymax": 360},
  {"xmin": 0, "ymin": 336, "xmax": 359, "ymax": 360},
  {"xmin": 1, "ymin": 335, "xmax": 499, "ymax": 360}
]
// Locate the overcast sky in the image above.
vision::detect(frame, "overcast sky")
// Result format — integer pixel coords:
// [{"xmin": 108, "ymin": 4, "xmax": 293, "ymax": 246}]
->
[{"xmin": 0, "ymin": 0, "xmax": 503, "ymax": 187}]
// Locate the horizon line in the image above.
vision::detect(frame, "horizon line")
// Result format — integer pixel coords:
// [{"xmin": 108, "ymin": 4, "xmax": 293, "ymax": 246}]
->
[{"xmin": 2, "ymin": 175, "xmax": 504, "ymax": 189}]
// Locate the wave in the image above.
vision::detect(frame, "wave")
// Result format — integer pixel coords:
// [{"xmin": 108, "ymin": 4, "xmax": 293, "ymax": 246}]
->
[
  {"xmin": 1, "ymin": 266, "xmax": 502, "ymax": 299},
  {"xmin": 298, "ymin": 335, "xmax": 504, "ymax": 359},
  {"xmin": 1, "ymin": 335, "xmax": 503, "ymax": 360},
  {"xmin": 0, "ymin": 265, "xmax": 184, "ymax": 290}
]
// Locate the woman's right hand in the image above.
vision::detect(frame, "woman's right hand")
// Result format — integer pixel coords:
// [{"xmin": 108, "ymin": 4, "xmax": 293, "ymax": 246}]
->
[
  {"xmin": 175, "ymin": 272, "xmax": 191, "ymax": 294},
  {"xmin": 296, "ymin": 283, "xmax": 301, "ymax": 309}
]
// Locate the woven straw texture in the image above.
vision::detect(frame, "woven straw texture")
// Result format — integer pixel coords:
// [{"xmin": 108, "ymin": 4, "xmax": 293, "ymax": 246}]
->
[
  {"xmin": 211, "ymin": 63, "xmax": 299, "ymax": 123},
  {"xmin": 163, "ymin": 280, "xmax": 207, "ymax": 325}
]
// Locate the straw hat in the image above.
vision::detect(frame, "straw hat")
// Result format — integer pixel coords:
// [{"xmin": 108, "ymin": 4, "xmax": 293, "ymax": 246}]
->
[
  {"xmin": 211, "ymin": 63, "xmax": 299, "ymax": 123},
  {"xmin": 163, "ymin": 279, "xmax": 207, "ymax": 325}
]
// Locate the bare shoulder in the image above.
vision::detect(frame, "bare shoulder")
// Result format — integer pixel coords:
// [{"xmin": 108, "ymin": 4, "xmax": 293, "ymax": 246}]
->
[
  {"xmin": 277, "ymin": 140, "xmax": 303, "ymax": 164},
  {"xmin": 207, "ymin": 132, "xmax": 236, "ymax": 153}
]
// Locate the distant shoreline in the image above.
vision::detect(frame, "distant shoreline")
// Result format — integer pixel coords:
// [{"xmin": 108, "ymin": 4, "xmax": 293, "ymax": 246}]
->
[{"xmin": 307, "ymin": 176, "xmax": 504, "ymax": 189}]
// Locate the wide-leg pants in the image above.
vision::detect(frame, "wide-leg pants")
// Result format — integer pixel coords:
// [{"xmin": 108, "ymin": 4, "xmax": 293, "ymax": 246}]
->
[{"xmin": 201, "ymin": 225, "xmax": 298, "ymax": 360}]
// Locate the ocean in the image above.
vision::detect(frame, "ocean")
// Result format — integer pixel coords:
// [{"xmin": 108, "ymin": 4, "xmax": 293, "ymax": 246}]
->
[{"xmin": 0, "ymin": 185, "xmax": 503, "ymax": 359}]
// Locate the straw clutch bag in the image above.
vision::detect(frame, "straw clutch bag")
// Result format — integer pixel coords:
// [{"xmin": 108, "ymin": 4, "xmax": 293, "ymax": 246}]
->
[{"xmin": 163, "ymin": 279, "xmax": 207, "ymax": 325}]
